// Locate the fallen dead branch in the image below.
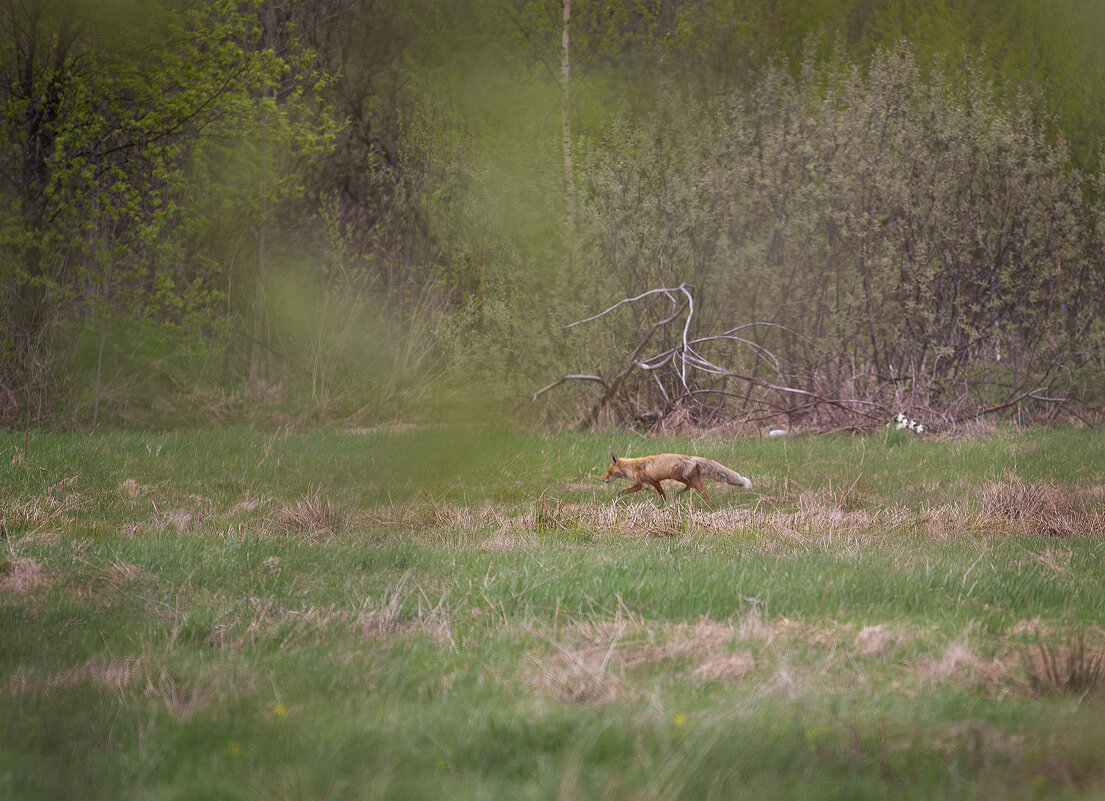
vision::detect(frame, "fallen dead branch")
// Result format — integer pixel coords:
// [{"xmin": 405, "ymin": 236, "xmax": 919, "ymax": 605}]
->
[{"xmin": 536, "ymin": 283, "xmax": 1090, "ymax": 432}]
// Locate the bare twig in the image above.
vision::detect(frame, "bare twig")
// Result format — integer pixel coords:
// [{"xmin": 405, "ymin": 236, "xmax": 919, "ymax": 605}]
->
[
  {"xmin": 563, "ymin": 284, "xmax": 687, "ymax": 329},
  {"xmin": 963, "ymin": 386, "xmax": 1066, "ymax": 421},
  {"xmin": 532, "ymin": 375, "xmax": 606, "ymax": 401}
]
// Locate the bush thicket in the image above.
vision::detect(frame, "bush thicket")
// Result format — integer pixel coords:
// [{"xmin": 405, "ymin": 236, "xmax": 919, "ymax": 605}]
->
[{"xmin": 562, "ymin": 47, "xmax": 1105, "ymax": 430}]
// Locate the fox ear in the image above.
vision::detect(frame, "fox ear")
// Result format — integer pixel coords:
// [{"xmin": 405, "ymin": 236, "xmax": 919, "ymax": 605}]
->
[{"xmin": 610, "ymin": 454, "xmax": 618, "ymax": 464}]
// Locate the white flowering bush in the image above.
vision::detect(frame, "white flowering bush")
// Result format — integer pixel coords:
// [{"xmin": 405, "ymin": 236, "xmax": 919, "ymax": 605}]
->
[
  {"xmin": 885, "ymin": 412, "xmax": 924, "ymax": 445},
  {"xmin": 891, "ymin": 412, "xmax": 923, "ymax": 434}
]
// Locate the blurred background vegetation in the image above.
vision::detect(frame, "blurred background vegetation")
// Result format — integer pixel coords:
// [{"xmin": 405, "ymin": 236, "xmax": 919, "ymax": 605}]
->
[{"xmin": 2, "ymin": 0, "xmax": 1105, "ymax": 431}]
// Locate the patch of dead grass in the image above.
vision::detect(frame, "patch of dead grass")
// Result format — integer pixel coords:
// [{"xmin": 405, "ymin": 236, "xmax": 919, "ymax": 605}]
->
[
  {"xmin": 854, "ymin": 624, "xmax": 900, "ymax": 656},
  {"xmin": 341, "ymin": 423, "xmax": 422, "ymax": 436},
  {"xmin": 270, "ymin": 491, "xmax": 345, "ymax": 541},
  {"xmin": 6, "ymin": 655, "xmax": 251, "ymax": 718},
  {"xmin": 980, "ymin": 476, "xmax": 1104, "ymax": 537},
  {"xmin": 119, "ymin": 478, "xmax": 155, "ymax": 504},
  {"xmin": 105, "ymin": 560, "xmax": 143, "ymax": 584},
  {"xmin": 158, "ymin": 508, "xmax": 200, "ymax": 535},
  {"xmin": 9, "ymin": 656, "xmax": 141, "ymax": 698},
  {"xmin": 534, "ymin": 498, "xmax": 754, "ymax": 539},
  {"xmin": 526, "ymin": 611, "xmax": 793, "ymax": 704},
  {"xmin": 525, "ymin": 612, "xmax": 1059, "ymax": 704},
  {"xmin": 0, "ymin": 557, "xmax": 51, "ymax": 595},
  {"xmin": 363, "ymin": 484, "xmax": 1105, "ymax": 546},
  {"xmin": 229, "ymin": 496, "xmax": 265, "ymax": 516},
  {"xmin": 917, "ymin": 640, "xmax": 1009, "ymax": 688},
  {"xmin": 689, "ymin": 649, "xmax": 756, "ymax": 682},
  {"xmin": 211, "ymin": 580, "xmax": 456, "ymax": 648},
  {"xmin": 527, "ymin": 638, "xmax": 629, "ymax": 705},
  {"xmin": 0, "ymin": 497, "xmax": 76, "ymax": 535},
  {"xmin": 200, "ymin": 600, "xmax": 348, "ymax": 650},
  {"xmin": 477, "ymin": 532, "xmax": 538, "ymax": 552}
]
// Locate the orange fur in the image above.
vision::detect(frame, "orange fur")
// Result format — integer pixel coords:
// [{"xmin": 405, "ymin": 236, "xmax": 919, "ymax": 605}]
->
[{"xmin": 602, "ymin": 453, "xmax": 752, "ymax": 500}]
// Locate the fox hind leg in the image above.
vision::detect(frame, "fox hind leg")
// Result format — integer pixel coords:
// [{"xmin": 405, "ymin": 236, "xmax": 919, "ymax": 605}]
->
[
  {"xmin": 676, "ymin": 468, "xmax": 709, "ymax": 500},
  {"xmin": 685, "ymin": 466, "xmax": 711, "ymax": 497}
]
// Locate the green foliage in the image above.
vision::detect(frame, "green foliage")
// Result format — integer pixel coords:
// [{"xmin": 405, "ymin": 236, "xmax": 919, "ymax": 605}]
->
[
  {"xmin": 4, "ymin": 0, "xmax": 1105, "ymax": 429},
  {"xmin": 0, "ymin": 0, "xmax": 334, "ymax": 425}
]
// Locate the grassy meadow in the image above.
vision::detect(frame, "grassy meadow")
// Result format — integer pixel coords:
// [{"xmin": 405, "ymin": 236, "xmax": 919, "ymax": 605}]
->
[{"xmin": 2, "ymin": 425, "xmax": 1105, "ymax": 800}]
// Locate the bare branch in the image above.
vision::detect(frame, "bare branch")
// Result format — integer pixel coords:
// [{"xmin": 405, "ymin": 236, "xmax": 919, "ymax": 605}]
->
[
  {"xmin": 539, "ymin": 283, "xmax": 893, "ymax": 430},
  {"xmin": 971, "ymin": 386, "xmax": 1065, "ymax": 419},
  {"xmin": 676, "ymin": 282, "xmax": 694, "ymax": 388},
  {"xmin": 563, "ymin": 283, "xmax": 687, "ymax": 329},
  {"xmin": 575, "ymin": 299, "xmax": 688, "ymax": 431},
  {"xmin": 531, "ymin": 374, "xmax": 606, "ymax": 401}
]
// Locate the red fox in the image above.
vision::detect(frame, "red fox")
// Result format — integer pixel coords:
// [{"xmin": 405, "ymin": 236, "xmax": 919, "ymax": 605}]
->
[{"xmin": 602, "ymin": 453, "xmax": 753, "ymax": 500}]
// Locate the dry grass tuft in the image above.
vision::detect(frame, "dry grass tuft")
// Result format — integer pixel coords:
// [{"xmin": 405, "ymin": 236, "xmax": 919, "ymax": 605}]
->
[
  {"xmin": 980, "ymin": 476, "xmax": 1101, "ymax": 537},
  {"xmin": 919, "ymin": 640, "xmax": 1008, "ymax": 687},
  {"xmin": 0, "ymin": 496, "xmax": 76, "ymax": 534},
  {"xmin": 689, "ymin": 649, "xmax": 756, "ymax": 682},
  {"xmin": 119, "ymin": 478, "xmax": 154, "ymax": 504},
  {"xmin": 229, "ymin": 496, "xmax": 265, "ymax": 516},
  {"xmin": 158, "ymin": 508, "xmax": 199, "ymax": 535},
  {"xmin": 142, "ymin": 665, "xmax": 217, "ymax": 718},
  {"xmin": 532, "ymin": 495, "xmax": 990, "ymax": 546},
  {"xmin": 738, "ymin": 605, "xmax": 783, "ymax": 641},
  {"xmin": 356, "ymin": 578, "xmax": 454, "ymax": 646},
  {"xmin": 762, "ymin": 665, "xmax": 801, "ymax": 696},
  {"xmin": 362, "ymin": 499, "xmax": 525, "ymax": 540},
  {"xmin": 356, "ymin": 583, "xmax": 407, "ymax": 638},
  {"xmin": 6, "ymin": 654, "xmax": 238, "ymax": 718},
  {"xmin": 426, "ymin": 501, "xmax": 511, "ymax": 533},
  {"xmin": 854, "ymin": 624, "xmax": 899, "ymax": 656},
  {"xmin": 527, "ymin": 638, "xmax": 629, "ymax": 705},
  {"xmin": 46, "ymin": 476, "xmax": 79, "ymax": 499},
  {"xmin": 341, "ymin": 423, "xmax": 422, "ymax": 436},
  {"xmin": 1018, "ymin": 632, "xmax": 1105, "ymax": 697},
  {"xmin": 271, "ymin": 491, "xmax": 346, "ymax": 541},
  {"xmin": 477, "ymin": 532, "xmax": 537, "ymax": 552},
  {"xmin": 105, "ymin": 560, "xmax": 143, "ymax": 585},
  {"xmin": 148, "ymin": 493, "xmax": 212, "ymax": 536},
  {"xmin": 0, "ymin": 556, "xmax": 51, "ymax": 595}
]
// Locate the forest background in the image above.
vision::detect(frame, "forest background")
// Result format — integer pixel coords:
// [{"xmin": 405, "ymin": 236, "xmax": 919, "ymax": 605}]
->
[{"xmin": 3, "ymin": 0, "xmax": 1105, "ymax": 433}]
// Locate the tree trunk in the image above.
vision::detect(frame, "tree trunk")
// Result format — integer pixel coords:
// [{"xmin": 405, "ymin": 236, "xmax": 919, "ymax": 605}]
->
[{"xmin": 560, "ymin": 0, "xmax": 574, "ymax": 219}]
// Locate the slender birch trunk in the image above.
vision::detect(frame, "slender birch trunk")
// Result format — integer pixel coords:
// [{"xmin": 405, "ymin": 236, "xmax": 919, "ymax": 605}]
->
[{"xmin": 560, "ymin": 0, "xmax": 574, "ymax": 221}]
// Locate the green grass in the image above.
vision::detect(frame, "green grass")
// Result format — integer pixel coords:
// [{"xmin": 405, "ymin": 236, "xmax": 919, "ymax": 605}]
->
[{"xmin": 2, "ymin": 425, "xmax": 1105, "ymax": 800}]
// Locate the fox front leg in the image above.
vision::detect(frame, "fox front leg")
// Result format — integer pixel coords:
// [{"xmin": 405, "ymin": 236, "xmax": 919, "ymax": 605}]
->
[{"xmin": 610, "ymin": 482, "xmax": 641, "ymax": 506}]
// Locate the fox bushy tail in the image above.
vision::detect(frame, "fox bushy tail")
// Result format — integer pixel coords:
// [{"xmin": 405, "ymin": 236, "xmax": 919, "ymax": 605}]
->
[{"xmin": 697, "ymin": 458, "xmax": 753, "ymax": 489}]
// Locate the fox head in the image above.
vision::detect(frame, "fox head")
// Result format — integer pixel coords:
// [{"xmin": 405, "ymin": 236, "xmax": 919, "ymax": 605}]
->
[{"xmin": 603, "ymin": 454, "xmax": 625, "ymax": 483}]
